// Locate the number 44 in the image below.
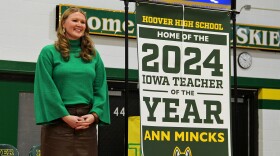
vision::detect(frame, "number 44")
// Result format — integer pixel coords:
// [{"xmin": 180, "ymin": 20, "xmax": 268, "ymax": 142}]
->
[{"xmin": 114, "ymin": 107, "xmax": 125, "ymax": 116}]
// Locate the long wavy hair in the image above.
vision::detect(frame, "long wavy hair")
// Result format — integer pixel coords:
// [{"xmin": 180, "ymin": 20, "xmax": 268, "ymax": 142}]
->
[{"xmin": 55, "ymin": 7, "xmax": 95, "ymax": 62}]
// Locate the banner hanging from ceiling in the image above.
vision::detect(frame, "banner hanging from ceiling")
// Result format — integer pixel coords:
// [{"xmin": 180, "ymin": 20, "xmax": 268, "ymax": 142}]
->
[
  {"xmin": 148, "ymin": 0, "xmax": 231, "ymax": 10},
  {"xmin": 58, "ymin": 4, "xmax": 280, "ymax": 51},
  {"xmin": 136, "ymin": 2, "xmax": 231, "ymax": 156}
]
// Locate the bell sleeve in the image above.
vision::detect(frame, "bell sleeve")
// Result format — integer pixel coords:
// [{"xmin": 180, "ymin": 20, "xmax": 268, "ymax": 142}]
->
[
  {"xmin": 34, "ymin": 46, "xmax": 69, "ymax": 125},
  {"xmin": 90, "ymin": 51, "xmax": 111, "ymax": 125}
]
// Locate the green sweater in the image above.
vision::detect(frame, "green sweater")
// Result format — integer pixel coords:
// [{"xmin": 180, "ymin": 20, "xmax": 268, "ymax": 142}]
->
[{"xmin": 34, "ymin": 39, "xmax": 110, "ymax": 125}]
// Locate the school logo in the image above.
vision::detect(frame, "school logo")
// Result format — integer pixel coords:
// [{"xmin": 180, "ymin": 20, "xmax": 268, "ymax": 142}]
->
[{"xmin": 173, "ymin": 146, "xmax": 192, "ymax": 156}]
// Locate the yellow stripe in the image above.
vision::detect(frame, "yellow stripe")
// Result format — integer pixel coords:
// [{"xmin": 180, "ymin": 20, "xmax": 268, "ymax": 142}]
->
[{"xmin": 258, "ymin": 88, "xmax": 280, "ymax": 100}]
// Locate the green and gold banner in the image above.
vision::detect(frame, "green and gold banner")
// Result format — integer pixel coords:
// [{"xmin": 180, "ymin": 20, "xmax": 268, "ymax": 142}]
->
[
  {"xmin": 57, "ymin": 4, "xmax": 280, "ymax": 51},
  {"xmin": 235, "ymin": 24, "xmax": 280, "ymax": 51},
  {"xmin": 57, "ymin": 4, "xmax": 136, "ymax": 38},
  {"xmin": 136, "ymin": 2, "xmax": 231, "ymax": 156}
]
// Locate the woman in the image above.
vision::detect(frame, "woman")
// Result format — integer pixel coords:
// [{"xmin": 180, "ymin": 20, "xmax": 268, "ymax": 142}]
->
[{"xmin": 34, "ymin": 7, "xmax": 110, "ymax": 156}]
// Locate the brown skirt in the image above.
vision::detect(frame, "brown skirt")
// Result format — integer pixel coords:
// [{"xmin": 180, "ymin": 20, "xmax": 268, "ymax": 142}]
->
[{"xmin": 41, "ymin": 104, "xmax": 97, "ymax": 156}]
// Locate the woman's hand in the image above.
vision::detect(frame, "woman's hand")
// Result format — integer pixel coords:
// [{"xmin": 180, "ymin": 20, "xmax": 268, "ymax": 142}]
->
[
  {"xmin": 77, "ymin": 114, "xmax": 96, "ymax": 130},
  {"xmin": 61, "ymin": 115, "xmax": 87, "ymax": 129},
  {"xmin": 62, "ymin": 114, "xmax": 96, "ymax": 130},
  {"xmin": 75, "ymin": 114, "xmax": 95, "ymax": 130}
]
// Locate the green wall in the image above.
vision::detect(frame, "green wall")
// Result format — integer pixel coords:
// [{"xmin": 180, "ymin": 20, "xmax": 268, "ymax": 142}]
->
[{"xmin": 0, "ymin": 80, "xmax": 34, "ymax": 146}]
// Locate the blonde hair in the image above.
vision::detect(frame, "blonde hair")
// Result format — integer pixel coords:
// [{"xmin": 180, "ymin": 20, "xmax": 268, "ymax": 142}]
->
[{"xmin": 55, "ymin": 7, "xmax": 95, "ymax": 61}]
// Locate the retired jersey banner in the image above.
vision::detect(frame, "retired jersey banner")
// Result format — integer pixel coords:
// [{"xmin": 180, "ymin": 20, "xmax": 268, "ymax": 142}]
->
[{"xmin": 136, "ymin": 2, "xmax": 231, "ymax": 156}]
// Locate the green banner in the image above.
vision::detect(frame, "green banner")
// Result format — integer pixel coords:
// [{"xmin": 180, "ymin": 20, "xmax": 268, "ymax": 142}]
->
[
  {"xmin": 137, "ymin": 2, "xmax": 231, "ymax": 156},
  {"xmin": 57, "ymin": 4, "xmax": 280, "ymax": 51},
  {"xmin": 58, "ymin": 4, "xmax": 136, "ymax": 38},
  {"xmin": 235, "ymin": 24, "xmax": 280, "ymax": 51}
]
